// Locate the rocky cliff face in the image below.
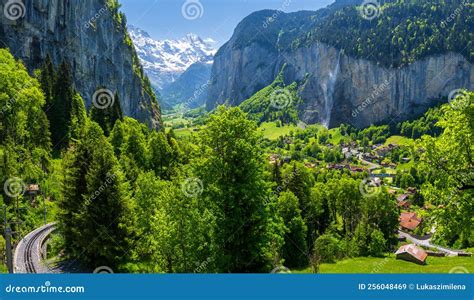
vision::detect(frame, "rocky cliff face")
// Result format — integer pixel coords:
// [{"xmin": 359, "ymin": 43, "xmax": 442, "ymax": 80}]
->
[
  {"xmin": 161, "ymin": 61, "xmax": 212, "ymax": 110},
  {"xmin": 208, "ymin": 7, "xmax": 473, "ymax": 128},
  {"xmin": 0, "ymin": 0, "xmax": 161, "ymax": 129},
  {"xmin": 286, "ymin": 44, "xmax": 473, "ymax": 128}
]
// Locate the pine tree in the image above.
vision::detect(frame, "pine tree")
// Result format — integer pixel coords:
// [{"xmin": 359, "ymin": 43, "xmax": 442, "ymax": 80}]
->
[
  {"xmin": 50, "ymin": 61, "xmax": 74, "ymax": 150},
  {"xmin": 69, "ymin": 93, "xmax": 87, "ymax": 142},
  {"xmin": 90, "ymin": 92, "xmax": 123, "ymax": 136},
  {"xmin": 39, "ymin": 55, "xmax": 55, "ymax": 113},
  {"xmin": 148, "ymin": 131, "xmax": 172, "ymax": 179},
  {"xmin": 60, "ymin": 122, "xmax": 135, "ymax": 270},
  {"xmin": 110, "ymin": 92, "xmax": 123, "ymax": 125}
]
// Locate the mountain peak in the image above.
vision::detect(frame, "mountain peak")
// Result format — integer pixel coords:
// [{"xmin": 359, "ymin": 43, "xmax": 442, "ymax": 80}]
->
[
  {"xmin": 183, "ymin": 33, "xmax": 202, "ymax": 43},
  {"xmin": 128, "ymin": 25, "xmax": 216, "ymax": 90}
]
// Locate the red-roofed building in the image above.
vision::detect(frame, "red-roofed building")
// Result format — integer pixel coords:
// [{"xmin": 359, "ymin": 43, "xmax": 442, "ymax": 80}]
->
[
  {"xmin": 395, "ymin": 244, "xmax": 427, "ymax": 265},
  {"xmin": 399, "ymin": 212, "xmax": 422, "ymax": 231}
]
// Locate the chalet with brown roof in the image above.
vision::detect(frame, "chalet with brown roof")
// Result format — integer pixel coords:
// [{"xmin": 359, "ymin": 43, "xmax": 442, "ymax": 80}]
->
[
  {"xmin": 350, "ymin": 166, "xmax": 365, "ymax": 173},
  {"xmin": 397, "ymin": 194, "xmax": 410, "ymax": 202},
  {"xmin": 327, "ymin": 164, "xmax": 345, "ymax": 170},
  {"xmin": 400, "ymin": 212, "xmax": 422, "ymax": 231},
  {"xmin": 395, "ymin": 244, "xmax": 427, "ymax": 265},
  {"xmin": 25, "ymin": 184, "xmax": 40, "ymax": 202},
  {"xmin": 26, "ymin": 184, "xmax": 40, "ymax": 194}
]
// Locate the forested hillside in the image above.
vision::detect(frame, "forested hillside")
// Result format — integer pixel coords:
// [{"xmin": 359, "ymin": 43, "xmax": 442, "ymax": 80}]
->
[
  {"xmin": 303, "ymin": 0, "xmax": 473, "ymax": 67},
  {"xmin": 1, "ymin": 46, "xmax": 472, "ymax": 273}
]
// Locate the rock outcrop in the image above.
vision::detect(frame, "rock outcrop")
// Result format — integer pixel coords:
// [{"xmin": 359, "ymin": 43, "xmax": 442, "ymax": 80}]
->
[{"xmin": 0, "ymin": 0, "xmax": 161, "ymax": 128}]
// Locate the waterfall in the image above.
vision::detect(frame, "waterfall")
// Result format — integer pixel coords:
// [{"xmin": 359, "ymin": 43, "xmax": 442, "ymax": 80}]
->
[{"xmin": 322, "ymin": 51, "xmax": 342, "ymax": 128}]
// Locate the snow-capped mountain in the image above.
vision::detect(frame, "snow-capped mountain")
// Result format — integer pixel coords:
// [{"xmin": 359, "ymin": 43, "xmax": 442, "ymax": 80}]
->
[{"xmin": 128, "ymin": 25, "xmax": 216, "ymax": 90}]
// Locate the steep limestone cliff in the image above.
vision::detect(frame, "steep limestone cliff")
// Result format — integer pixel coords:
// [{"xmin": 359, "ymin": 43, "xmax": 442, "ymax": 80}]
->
[
  {"xmin": 285, "ymin": 44, "xmax": 473, "ymax": 128},
  {"xmin": 0, "ymin": 0, "xmax": 161, "ymax": 128},
  {"xmin": 208, "ymin": 3, "xmax": 473, "ymax": 128}
]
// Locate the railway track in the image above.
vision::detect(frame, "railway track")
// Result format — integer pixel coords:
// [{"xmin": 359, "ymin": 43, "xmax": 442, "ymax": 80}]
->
[{"xmin": 13, "ymin": 223, "xmax": 56, "ymax": 273}]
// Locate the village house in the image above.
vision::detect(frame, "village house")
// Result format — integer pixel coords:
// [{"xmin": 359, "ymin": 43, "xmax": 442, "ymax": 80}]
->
[
  {"xmin": 397, "ymin": 194, "xmax": 410, "ymax": 202},
  {"xmin": 269, "ymin": 154, "xmax": 280, "ymax": 165},
  {"xmin": 395, "ymin": 244, "xmax": 428, "ymax": 265},
  {"xmin": 371, "ymin": 177, "xmax": 382, "ymax": 187},
  {"xmin": 25, "ymin": 184, "xmax": 40, "ymax": 202},
  {"xmin": 350, "ymin": 166, "xmax": 365, "ymax": 173},
  {"xmin": 376, "ymin": 144, "xmax": 398, "ymax": 157},
  {"xmin": 399, "ymin": 212, "xmax": 422, "ymax": 231},
  {"xmin": 388, "ymin": 189, "xmax": 398, "ymax": 195},
  {"xmin": 327, "ymin": 163, "xmax": 346, "ymax": 170}
]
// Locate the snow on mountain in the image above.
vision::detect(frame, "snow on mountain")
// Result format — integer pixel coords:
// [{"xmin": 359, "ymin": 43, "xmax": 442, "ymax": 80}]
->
[{"xmin": 128, "ymin": 25, "xmax": 216, "ymax": 90}]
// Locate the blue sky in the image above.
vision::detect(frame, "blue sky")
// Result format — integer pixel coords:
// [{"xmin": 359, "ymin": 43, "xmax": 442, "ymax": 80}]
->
[{"xmin": 120, "ymin": 0, "xmax": 334, "ymax": 46}]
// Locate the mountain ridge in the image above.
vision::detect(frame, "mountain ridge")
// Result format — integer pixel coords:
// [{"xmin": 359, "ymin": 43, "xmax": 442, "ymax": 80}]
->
[
  {"xmin": 208, "ymin": 0, "xmax": 473, "ymax": 128},
  {"xmin": 128, "ymin": 25, "xmax": 216, "ymax": 90}
]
